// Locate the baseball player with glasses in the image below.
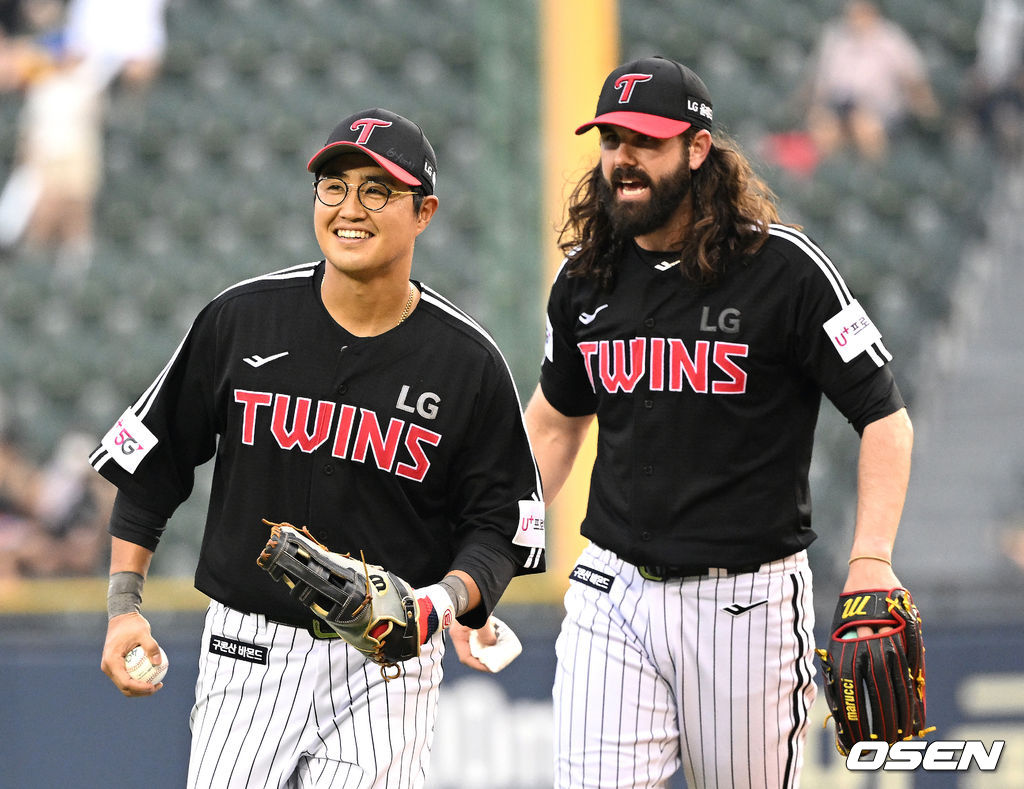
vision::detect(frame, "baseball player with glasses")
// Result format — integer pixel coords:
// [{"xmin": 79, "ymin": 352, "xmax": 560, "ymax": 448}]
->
[
  {"xmin": 524, "ymin": 56, "xmax": 917, "ymax": 788},
  {"xmin": 92, "ymin": 107, "xmax": 545, "ymax": 788}
]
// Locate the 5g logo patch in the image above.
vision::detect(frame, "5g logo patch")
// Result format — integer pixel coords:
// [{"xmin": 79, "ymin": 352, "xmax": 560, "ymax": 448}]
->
[{"xmin": 101, "ymin": 408, "xmax": 158, "ymax": 474}]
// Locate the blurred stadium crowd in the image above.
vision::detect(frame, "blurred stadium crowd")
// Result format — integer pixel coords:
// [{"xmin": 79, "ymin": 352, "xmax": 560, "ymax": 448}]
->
[{"xmin": 0, "ymin": 0, "xmax": 1020, "ymax": 614}]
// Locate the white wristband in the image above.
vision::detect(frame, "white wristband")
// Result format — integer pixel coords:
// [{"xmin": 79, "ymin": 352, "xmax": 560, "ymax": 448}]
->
[{"xmin": 418, "ymin": 583, "xmax": 457, "ymax": 631}]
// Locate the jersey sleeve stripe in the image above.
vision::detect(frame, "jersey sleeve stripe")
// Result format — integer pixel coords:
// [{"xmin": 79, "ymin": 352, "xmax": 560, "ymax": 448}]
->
[
  {"xmin": 419, "ymin": 285, "xmax": 545, "ymax": 501},
  {"xmin": 769, "ymin": 225, "xmax": 854, "ymax": 305},
  {"xmin": 768, "ymin": 225, "xmax": 892, "ymax": 366},
  {"xmin": 89, "ymin": 263, "xmax": 321, "ymax": 474},
  {"xmin": 209, "ymin": 261, "xmax": 319, "ymax": 301}
]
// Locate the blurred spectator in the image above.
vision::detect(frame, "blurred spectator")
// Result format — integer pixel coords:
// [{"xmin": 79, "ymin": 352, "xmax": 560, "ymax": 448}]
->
[
  {"xmin": 804, "ymin": 0, "xmax": 940, "ymax": 162},
  {"xmin": 0, "ymin": 0, "xmax": 104, "ymax": 272},
  {"xmin": 64, "ymin": 0, "xmax": 168, "ymax": 92},
  {"xmin": 0, "ymin": 430, "xmax": 114, "ymax": 584},
  {"xmin": 964, "ymin": 0, "xmax": 1024, "ymax": 158},
  {"xmin": 0, "ymin": 0, "xmax": 168, "ymax": 272}
]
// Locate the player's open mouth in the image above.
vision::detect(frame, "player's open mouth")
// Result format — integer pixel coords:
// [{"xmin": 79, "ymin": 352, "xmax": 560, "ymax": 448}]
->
[
  {"xmin": 615, "ymin": 180, "xmax": 649, "ymax": 199},
  {"xmin": 335, "ymin": 229, "xmax": 373, "ymax": 240}
]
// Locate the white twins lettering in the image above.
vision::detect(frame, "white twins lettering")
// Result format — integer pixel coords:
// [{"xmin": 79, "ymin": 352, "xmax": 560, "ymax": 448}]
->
[
  {"xmin": 234, "ymin": 390, "xmax": 442, "ymax": 483},
  {"xmin": 578, "ymin": 337, "xmax": 749, "ymax": 395}
]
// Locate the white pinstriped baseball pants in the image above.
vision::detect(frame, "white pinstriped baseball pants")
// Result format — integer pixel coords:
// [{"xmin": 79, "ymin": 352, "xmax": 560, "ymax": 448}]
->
[
  {"xmin": 187, "ymin": 601, "xmax": 445, "ymax": 789},
  {"xmin": 554, "ymin": 545, "xmax": 817, "ymax": 789}
]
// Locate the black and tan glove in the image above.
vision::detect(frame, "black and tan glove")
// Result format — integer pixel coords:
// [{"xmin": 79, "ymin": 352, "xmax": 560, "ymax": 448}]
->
[{"xmin": 257, "ymin": 521, "xmax": 433, "ymax": 676}]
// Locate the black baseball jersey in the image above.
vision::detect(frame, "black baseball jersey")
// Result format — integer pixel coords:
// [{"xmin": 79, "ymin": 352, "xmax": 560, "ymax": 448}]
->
[
  {"xmin": 90, "ymin": 261, "xmax": 545, "ymax": 628},
  {"xmin": 540, "ymin": 224, "xmax": 903, "ymax": 567}
]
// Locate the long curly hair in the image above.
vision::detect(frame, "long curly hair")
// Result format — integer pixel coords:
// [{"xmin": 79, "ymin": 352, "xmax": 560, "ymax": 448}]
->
[{"xmin": 558, "ymin": 129, "xmax": 785, "ymax": 289}]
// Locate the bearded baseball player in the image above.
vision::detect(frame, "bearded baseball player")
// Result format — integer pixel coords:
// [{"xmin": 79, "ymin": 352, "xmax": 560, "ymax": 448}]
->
[
  {"xmin": 524, "ymin": 56, "xmax": 925, "ymax": 788},
  {"xmin": 93, "ymin": 107, "xmax": 545, "ymax": 788}
]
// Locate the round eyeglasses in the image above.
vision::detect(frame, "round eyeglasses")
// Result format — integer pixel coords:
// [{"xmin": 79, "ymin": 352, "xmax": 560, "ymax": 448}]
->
[{"xmin": 313, "ymin": 177, "xmax": 418, "ymax": 212}]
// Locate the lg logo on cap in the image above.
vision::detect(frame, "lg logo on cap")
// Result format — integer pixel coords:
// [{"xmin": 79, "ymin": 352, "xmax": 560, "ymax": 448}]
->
[{"xmin": 687, "ymin": 98, "xmax": 713, "ymax": 120}]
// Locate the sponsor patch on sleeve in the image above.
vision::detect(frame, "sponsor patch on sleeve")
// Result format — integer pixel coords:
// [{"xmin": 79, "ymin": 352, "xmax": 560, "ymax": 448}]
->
[
  {"xmin": 823, "ymin": 299, "xmax": 882, "ymax": 362},
  {"xmin": 544, "ymin": 315, "xmax": 554, "ymax": 363},
  {"xmin": 100, "ymin": 408, "xmax": 158, "ymax": 473},
  {"xmin": 512, "ymin": 499, "xmax": 545, "ymax": 549}
]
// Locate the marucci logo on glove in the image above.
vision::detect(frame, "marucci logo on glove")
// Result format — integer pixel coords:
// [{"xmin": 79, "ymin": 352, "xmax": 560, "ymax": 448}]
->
[{"xmin": 840, "ymin": 594, "xmax": 872, "ymax": 618}]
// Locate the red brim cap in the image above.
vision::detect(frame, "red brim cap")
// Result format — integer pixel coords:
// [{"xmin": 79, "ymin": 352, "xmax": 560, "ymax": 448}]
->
[
  {"xmin": 306, "ymin": 141, "xmax": 422, "ymax": 186},
  {"xmin": 575, "ymin": 111, "xmax": 693, "ymax": 138}
]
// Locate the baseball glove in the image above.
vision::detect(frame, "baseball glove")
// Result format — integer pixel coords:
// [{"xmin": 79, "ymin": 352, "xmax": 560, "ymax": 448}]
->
[
  {"xmin": 816, "ymin": 588, "xmax": 928, "ymax": 755},
  {"xmin": 256, "ymin": 520, "xmax": 420, "ymax": 675}
]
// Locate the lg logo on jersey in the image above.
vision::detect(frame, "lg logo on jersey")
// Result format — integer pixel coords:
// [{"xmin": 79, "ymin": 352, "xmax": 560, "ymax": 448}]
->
[
  {"xmin": 700, "ymin": 306, "xmax": 740, "ymax": 334},
  {"xmin": 396, "ymin": 384, "xmax": 440, "ymax": 420}
]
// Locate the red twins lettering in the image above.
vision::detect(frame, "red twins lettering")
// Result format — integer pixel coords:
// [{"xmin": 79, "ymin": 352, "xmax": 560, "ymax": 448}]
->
[
  {"xmin": 350, "ymin": 118, "xmax": 393, "ymax": 144},
  {"xmin": 577, "ymin": 337, "xmax": 749, "ymax": 395},
  {"xmin": 614, "ymin": 73, "xmax": 653, "ymax": 103},
  {"xmin": 233, "ymin": 390, "xmax": 442, "ymax": 482}
]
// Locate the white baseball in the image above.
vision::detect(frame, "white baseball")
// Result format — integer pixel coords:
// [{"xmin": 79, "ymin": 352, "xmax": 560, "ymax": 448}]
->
[{"xmin": 124, "ymin": 645, "xmax": 168, "ymax": 684}]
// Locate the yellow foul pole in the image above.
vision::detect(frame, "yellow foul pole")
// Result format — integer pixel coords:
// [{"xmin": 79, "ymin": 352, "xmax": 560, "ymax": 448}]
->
[{"xmin": 539, "ymin": 0, "xmax": 618, "ymax": 595}]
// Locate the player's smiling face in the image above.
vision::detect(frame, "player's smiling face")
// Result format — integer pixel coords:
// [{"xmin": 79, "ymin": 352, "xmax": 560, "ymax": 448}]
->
[{"xmin": 313, "ymin": 152, "xmax": 437, "ymax": 280}]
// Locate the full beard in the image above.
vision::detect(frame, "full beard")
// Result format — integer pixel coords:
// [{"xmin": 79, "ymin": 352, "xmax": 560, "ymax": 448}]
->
[{"xmin": 600, "ymin": 160, "xmax": 693, "ymax": 241}]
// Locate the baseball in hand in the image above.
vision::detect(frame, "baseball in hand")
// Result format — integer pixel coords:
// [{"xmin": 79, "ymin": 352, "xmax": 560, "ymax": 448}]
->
[
  {"xmin": 124, "ymin": 645, "xmax": 168, "ymax": 684},
  {"xmin": 468, "ymin": 616, "xmax": 522, "ymax": 672}
]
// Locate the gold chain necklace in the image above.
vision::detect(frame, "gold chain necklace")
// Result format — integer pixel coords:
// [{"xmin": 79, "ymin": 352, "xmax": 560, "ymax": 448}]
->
[
  {"xmin": 321, "ymin": 278, "xmax": 416, "ymax": 328},
  {"xmin": 397, "ymin": 282, "xmax": 415, "ymax": 325}
]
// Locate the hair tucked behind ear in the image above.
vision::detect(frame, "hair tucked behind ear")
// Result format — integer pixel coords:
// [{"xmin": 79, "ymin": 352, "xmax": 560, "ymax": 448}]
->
[{"xmin": 558, "ymin": 130, "xmax": 788, "ymax": 287}]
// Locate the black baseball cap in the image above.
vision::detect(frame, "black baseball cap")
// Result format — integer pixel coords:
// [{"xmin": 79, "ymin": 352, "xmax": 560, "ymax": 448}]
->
[
  {"xmin": 307, "ymin": 108, "xmax": 438, "ymax": 195},
  {"xmin": 576, "ymin": 56, "xmax": 713, "ymax": 138}
]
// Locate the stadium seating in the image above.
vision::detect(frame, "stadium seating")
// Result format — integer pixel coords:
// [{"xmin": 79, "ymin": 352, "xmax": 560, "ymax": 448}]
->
[{"xmin": 0, "ymin": 0, "xmax": 992, "ymax": 577}]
